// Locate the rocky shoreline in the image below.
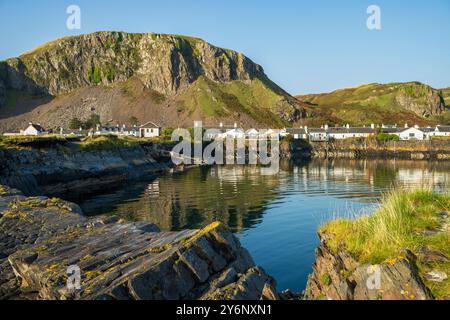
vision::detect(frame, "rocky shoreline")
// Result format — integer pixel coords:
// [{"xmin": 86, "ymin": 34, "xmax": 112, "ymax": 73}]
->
[
  {"xmin": 0, "ymin": 142, "xmax": 176, "ymax": 197},
  {"xmin": 304, "ymin": 232, "xmax": 435, "ymax": 300},
  {"xmin": 0, "ymin": 185, "xmax": 277, "ymax": 300}
]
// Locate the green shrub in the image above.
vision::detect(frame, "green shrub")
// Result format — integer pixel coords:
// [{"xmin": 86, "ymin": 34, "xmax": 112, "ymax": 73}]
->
[
  {"xmin": 320, "ymin": 273, "xmax": 332, "ymax": 286},
  {"xmin": 88, "ymin": 66, "xmax": 102, "ymax": 84},
  {"xmin": 377, "ymin": 132, "xmax": 399, "ymax": 141}
]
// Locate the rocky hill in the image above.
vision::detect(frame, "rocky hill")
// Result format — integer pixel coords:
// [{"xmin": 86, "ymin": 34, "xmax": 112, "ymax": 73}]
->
[
  {"xmin": 296, "ymin": 82, "xmax": 448, "ymax": 126},
  {"xmin": 0, "ymin": 31, "xmax": 305, "ymax": 131}
]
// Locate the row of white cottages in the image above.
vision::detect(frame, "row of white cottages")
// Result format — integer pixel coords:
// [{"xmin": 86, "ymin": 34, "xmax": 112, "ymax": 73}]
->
[
  {"xmin": 16, "ymin": 122, "xmax": 161, "ymax": 138},
  {"xmin": 205, "ymin": 124, "xmax": 450, "ymax": 141},
  {"xmin": 13, "ymin": 122, "xmax": 450, "ymax": 142}
]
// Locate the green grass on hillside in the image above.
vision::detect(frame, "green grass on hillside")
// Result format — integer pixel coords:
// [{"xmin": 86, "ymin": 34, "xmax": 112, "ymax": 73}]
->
[
  {"xmin": 321, "ymin": 190, "xmax": 450, "ymax": 299},
  {"xmin": 297, "ymin": 82, "xmax": 445, "ymax": 126},
  {"xmin": 440, "ymin": 88, "xmax": 450, "ymax": 107},
  {"xmin": 176, "ymin": 76, "xmax": 290, "ymax": 127}
]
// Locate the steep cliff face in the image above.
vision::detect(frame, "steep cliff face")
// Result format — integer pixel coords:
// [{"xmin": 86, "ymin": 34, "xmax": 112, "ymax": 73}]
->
[
  {"xmin": 395, "ymin": 83, "xmax": 445, "ymax": 117},
  {"xmin": 3, "ymin": 32, "xmax": 267, "ymax": 97},
  {"xmin": 0, "ymin": 32, "xmax": 303, "ymax": 130}
]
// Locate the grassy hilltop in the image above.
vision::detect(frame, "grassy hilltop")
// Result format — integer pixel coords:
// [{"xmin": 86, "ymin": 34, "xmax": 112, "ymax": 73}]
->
[{"xmin": 296, "ymin": 82, "xmax": 449, "ymax": 126}]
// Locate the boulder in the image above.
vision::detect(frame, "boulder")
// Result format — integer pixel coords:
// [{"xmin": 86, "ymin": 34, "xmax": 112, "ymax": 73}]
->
[{"xmin": 0, "ymin": 186, "xmax": 276, "ymax": 300}]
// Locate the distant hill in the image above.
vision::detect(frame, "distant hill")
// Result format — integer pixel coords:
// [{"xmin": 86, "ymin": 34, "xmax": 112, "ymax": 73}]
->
[
  {"xmin": 0, "ymin": 31, "xmax": 307, "ymax": 131},
  {"xmin": 295, "ymin": 82, "xmax": 449, "ymax": 126}
]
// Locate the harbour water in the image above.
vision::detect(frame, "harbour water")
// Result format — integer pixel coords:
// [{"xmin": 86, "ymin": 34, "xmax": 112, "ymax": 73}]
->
[{"xmin": 78, "ymin": 159, "xmax": 450, "ymax": 292}]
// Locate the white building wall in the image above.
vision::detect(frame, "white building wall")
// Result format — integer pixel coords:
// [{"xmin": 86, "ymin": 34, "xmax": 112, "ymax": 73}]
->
[
  {"xmin": 140, "ymin": 127, "xmax": 160, "ymax": 138},
  {"xmin": 23, "ymin": 126, "xmax": 40, "ymax": 136},
  {"xmin": 398, "ymin": 128, "xmax": 425, "ymax": 140}
]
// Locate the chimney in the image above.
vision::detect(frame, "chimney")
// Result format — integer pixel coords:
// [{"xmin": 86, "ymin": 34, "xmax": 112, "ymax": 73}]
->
[
  {"xmin": 405, "ymin": 123, "xmax": 408, "ymax": 128},
  {"xmin": 304, "ymin": 126, "xmax": 308, "ymax": 134},
  {"xmin": 346, "ymin": 124, "xmax": 350, "ymax": 129},
  {"xmin": 219, "ymin": 122, "xmax": 223, "ymax": 128},
  {"xmin": 60, "ymin": 127, "xmax": 63, "ymax": 135},
  {"xmin": 234, "ymin": 122, "xmax": 237, "ymax": 128},
  {"xmin": 324, "ymin": 124, "xmax": 329, "ymax": 130},
  {"xmin": 371, "ymin": 123, "xmax": 375, "ymax": 129}
]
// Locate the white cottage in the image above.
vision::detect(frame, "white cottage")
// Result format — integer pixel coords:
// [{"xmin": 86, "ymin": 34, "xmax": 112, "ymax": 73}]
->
[
  {"xmin": 286, "ymin": 128, "xmax": 308, "ymax": 139},
  {"xmin": 22, "ymin": 123, "xmax": 46, "ymax": 136},
  {"xmin": 139, "ymin": 121, "xmax": 160, "ymax": 138},
  {"xmin": 398, "ymin": 127, "xmax": 426, "ymax": 140}
]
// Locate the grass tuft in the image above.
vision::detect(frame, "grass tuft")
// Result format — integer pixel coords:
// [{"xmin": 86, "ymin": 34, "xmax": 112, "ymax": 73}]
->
[
  {"xmin": 321, "ymin": 189, "xmax": 449, "ymax": 264},
  {"xmin": 321, "ymin": 189, "xmax": 450, "ymax": 299}
]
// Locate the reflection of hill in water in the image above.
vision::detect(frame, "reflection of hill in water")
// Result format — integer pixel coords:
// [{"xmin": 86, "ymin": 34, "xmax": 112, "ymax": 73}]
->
[
  {"xmin": 82, "ymin": 166, "xmax": 282, "ymax": 232},
  {"xmin": 80, "ymin": 160, "xmax": 450, "ymax": 232}
]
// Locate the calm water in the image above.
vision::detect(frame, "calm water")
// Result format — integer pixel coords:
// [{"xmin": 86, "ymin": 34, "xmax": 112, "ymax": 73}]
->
[{"xmin": 79, "ymin": 159, "xmax": 450, "ymax": 292}]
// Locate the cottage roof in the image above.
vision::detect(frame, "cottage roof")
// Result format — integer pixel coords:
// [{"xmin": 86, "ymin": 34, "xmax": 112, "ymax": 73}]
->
[
  {"xmin": 28, "ymin": 123, "xmax": 45, "ymax": 132},
  {"xmin": 140, "ymin": 121, "xmax": 161, "ymax": 128},
  {"xmin": 436, "ymin": 126, "xmax": 450, "ymax": 132},
  {"xmin": 380, "ymin": 127, "xmax": 403, "ymax": 134},
  {"xmin": 286, "ymin": 128, "xmax": 307, "ymax": 135},
  {"xmin": 308, "ymin": 128, "xmax": 327, "ymax": 133},
  {"xmin": 327, "ymin": 127, "xmax": 376, "ymax": 134}
]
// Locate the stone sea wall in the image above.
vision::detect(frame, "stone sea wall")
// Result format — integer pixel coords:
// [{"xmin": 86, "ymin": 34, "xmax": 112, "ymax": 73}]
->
[{"xmin": 310, "ymin": 139, "xmax": 450, "ymax": 160}]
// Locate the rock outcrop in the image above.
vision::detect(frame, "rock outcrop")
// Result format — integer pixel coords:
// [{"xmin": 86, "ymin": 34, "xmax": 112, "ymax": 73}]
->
[
  {"xmin": 395, "ymin": 83, "xmax": 445, "ymax": 118},
  {"xmin": 0, "ymin": 185, "xmax": 277, "ymax": 300},
  {"xmin": 304, "ymin": 232, "xmax": 435, "ymax": 300}
]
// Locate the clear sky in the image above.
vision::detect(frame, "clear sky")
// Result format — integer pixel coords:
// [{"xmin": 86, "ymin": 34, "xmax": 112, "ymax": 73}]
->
[{"xmin": 1, "ymin": 0, "xmax": 449, "ymax": 94}]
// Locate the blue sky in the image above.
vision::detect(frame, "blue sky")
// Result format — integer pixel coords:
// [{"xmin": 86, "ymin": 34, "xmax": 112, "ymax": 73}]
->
[{"xmin": 1, "ymin": 0, "xmax": 449, "ymax": 94}]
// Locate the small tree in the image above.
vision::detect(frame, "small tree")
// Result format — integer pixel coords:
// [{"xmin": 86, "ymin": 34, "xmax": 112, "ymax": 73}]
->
[
  {"xmin": 69, "ymin": 118, "xmax": 83, "ymax": 130},
  {"xmin": 129, "ymin": 116, "xmax": 139, "ymax": 126},
  {"xmin": 84, "ymin": 114, "xmax": 101, "ymax": 129}
]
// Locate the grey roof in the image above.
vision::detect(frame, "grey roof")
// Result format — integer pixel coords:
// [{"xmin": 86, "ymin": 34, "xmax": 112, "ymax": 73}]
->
[
  {"xmin": 327, "ymin": 127, "xmax": 375, "ymax": 134},
  {"xmin": 381, "ymin": 127, "xmax": 403, "ymax": 133},
  {"xmin": 140, "ymin": 121, "xmax": 161, "ymax": 128},
  {"xmin": 286, "ymin": 128, "xmax": 307, "ymax": 135},
  {"xmin": 436, "ymin": 126, "xmax": 450, "ymax": 132},
  {"xmin": 308, "ymin": 128, "xmax": 327, "ymax": 133},
  {"xmin": 29, "ymin": 123, "xmax": 45, "ymax": 132},
  {"xmin": 419, "ymin": 127, "xmax": 436, "ymax": 133}
]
